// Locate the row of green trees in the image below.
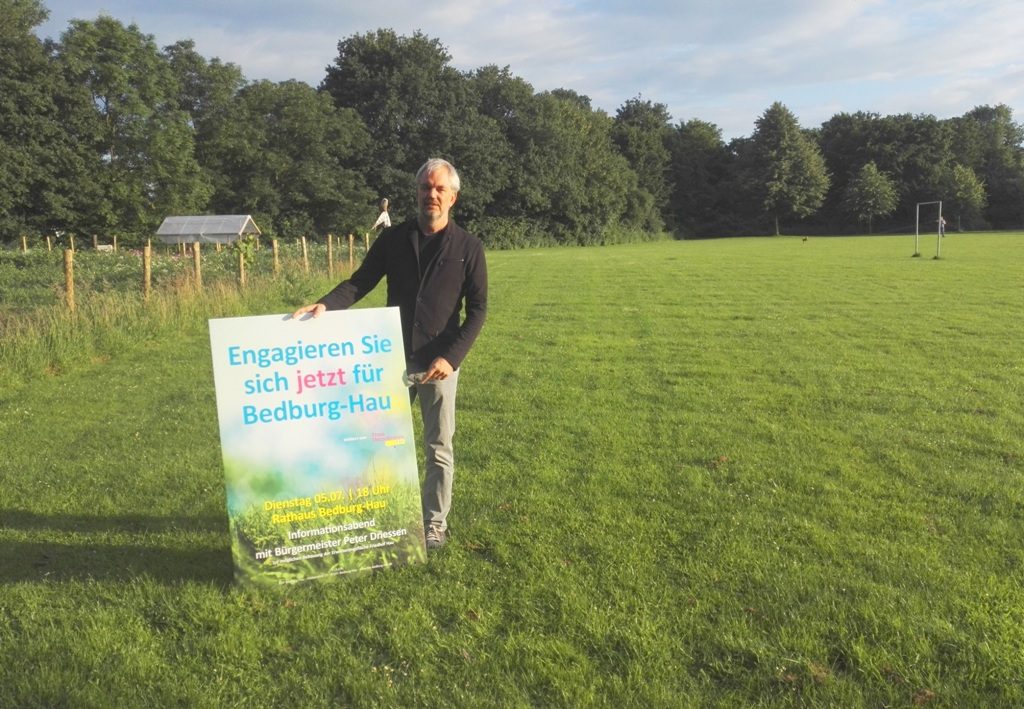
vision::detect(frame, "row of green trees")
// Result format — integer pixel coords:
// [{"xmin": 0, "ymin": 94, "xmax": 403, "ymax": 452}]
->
[
  {"xmin": 668, "ymin": 101, "xmax": 1019, "ymax": 236},
  {"xmin": 3, "ymin": 0, "xmax": 1023, "ymax": 246}
]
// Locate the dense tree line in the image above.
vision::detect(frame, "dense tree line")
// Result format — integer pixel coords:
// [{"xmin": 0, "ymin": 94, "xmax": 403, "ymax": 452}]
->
[{"xmin": 2, "ymin": 1, "xmax": 1023, "ymax": 246}]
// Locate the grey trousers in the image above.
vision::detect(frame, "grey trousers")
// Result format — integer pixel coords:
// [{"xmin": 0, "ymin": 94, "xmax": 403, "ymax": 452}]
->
[{"xmin": 410, "ymin": 369, "xmax": 459, "ymax": 532}]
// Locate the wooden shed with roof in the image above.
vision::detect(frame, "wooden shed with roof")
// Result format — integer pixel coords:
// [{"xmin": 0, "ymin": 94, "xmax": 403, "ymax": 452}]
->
[{"xmin": 155, "ymin": 215, "xmax": 261, "ymax": 245}]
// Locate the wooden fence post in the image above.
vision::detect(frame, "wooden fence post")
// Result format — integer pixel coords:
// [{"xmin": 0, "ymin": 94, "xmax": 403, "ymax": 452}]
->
[
  {"xmin": 301, "ymin": 236, "xmax": 309, "ymax": 273},
  {"xmin": 272, "ymin": 239, "xmax": 280, "ymax": 276},
  {"xmin": 64, "ymin": 248, "xmax": 75, "ymax": 312},
  {"xmin": 21, "ymin": 236, "xmax": 28, "ymax": 252},
  {"xmin": 327, "ymin": 234, "xmax": 334, "ymax": 278},
  {"xmin": 348, "ymin": 233, "xmax": 355, "ymax": 271},
  {"xmin": 239, "ymin": 250, "xmax": 246, "ymax": 288},
  {"xmin": 193, "ymin": 242, "xmax": 202, "ymax": 290},
  {"xmin": 143, "ymin": 243, "xmax": 152, "ymax": 301},
  {"xmin": 46, "ymin": 236, "xmax": 52, "ymax": 251},
  {"xmin": 92, "ymin": 234, "xmax": 98, "ymax": 250},
  {"xmin": 113, "ymin": 234, "xmax": 118, "ymax": 252},
  {"xmin": 364, "ymin": 232, "xmax": 369, "ymax": 253}
]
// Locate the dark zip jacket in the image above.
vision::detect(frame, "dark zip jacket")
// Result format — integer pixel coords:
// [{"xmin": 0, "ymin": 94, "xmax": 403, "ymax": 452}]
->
[{"xmin": 318, "ymin": 218, "xmax": 487, "ymax": 371}]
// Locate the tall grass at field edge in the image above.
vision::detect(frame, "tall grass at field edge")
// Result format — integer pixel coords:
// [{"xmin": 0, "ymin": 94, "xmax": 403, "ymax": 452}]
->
[{"xmin": 0, "ymin": 272, "xmax": 341, "ymax": 393}]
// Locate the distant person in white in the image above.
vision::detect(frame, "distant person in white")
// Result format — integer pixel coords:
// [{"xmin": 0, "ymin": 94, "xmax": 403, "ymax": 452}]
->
[{"xmin": 372, "ymin": 198, "xmax": 391, "ymax": 232}]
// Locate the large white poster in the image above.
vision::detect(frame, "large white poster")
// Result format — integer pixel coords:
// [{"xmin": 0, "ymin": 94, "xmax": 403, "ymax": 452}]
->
[{"xmin": 208, "ymin": 308, "xmax": 425, "ymax": 585}]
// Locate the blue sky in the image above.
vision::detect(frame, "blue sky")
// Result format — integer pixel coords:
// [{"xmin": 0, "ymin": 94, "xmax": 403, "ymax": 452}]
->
[{"xmin": 35, "ymin": 0, "xmax": 1024, "ymax": 141}]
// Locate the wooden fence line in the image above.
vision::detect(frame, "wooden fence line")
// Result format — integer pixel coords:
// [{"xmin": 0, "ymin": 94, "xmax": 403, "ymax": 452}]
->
[
  {"xmin": 64, "ymin": 249, "xmax": 75, "ymax": 312},
  {"xmin": 143, "ymin": 244, "xmax": 152, "ymax": 300},
  {"xmin": 193, "ymin": 242, "xmax": 203, "ymax": 290},
  {"xmin": 34, "ymin": 235, "xmax": 367, "ymax": 312}
]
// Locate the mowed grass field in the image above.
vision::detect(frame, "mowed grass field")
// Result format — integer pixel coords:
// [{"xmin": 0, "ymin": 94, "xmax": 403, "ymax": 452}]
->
[{"xmin": 1, "ymin": 233, "xmax": 1021, "ymax": 707}]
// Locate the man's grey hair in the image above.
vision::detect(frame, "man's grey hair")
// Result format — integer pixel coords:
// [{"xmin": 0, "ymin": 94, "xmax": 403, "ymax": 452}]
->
[{"xmin": 416, "ymin": 158, "xmax": 461, "ymax": 193}]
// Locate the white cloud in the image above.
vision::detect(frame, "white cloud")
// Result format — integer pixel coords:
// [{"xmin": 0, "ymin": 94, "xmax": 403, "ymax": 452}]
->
[{"xmin": 36, "ymin": 0, "xmax": 1024, "ymax": 140}]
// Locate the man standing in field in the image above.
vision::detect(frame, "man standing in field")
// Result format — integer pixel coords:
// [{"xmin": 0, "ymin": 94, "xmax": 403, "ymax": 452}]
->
[{"xmin": 291, "ymin": 158, "xmax": 488, "ymax": 550}]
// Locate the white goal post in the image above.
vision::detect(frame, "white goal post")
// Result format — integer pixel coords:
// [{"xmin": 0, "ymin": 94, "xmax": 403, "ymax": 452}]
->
[{"xmin": 915, "ymin": 200, "xmax": 944, "ymax": 258}]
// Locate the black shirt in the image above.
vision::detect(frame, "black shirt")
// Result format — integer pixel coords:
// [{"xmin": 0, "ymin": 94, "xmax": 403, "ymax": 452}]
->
[
  {"xmin": 417, "ymin": 227, "xmax": 443, "ymax": 280},
  {"xmin": 318, "ymin": 218, "xmax": 487, "ymax": 370}
]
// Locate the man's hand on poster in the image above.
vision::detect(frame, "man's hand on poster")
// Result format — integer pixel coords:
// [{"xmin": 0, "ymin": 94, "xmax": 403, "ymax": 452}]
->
[{"xmin": 291, "ymin": 303, "xmax": 326, "ymax": 320}]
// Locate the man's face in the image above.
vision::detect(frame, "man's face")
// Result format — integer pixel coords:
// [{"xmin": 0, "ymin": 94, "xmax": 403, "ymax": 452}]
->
[{"xmin": 417, "ymin": 168, "xmax": 458, "ymax": 227}]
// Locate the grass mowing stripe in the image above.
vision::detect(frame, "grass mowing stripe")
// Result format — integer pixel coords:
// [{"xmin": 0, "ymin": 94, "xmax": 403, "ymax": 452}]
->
[{"xmin": 1, "ymin": 234, "xmax": 1022, "ymax": 706}]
